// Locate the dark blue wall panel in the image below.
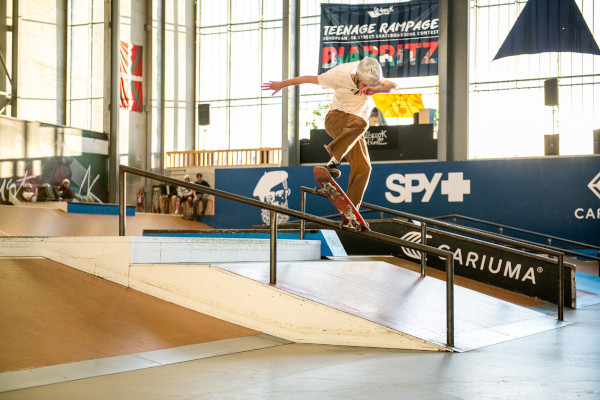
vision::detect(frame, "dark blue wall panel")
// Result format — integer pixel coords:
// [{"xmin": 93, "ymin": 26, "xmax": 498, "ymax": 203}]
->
[{"xmin": 200, "ymin": 156, "xmax": 600, "ymax": 246}]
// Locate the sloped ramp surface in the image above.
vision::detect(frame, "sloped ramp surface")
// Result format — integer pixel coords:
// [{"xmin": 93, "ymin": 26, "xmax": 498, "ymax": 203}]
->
[
  {"xmin": 219, "ymin": 260, "xmax": 571, "ymax": 351},
  {"xmin": 130, "ymin": 259, "xmax": 569, "ymax": 352}
]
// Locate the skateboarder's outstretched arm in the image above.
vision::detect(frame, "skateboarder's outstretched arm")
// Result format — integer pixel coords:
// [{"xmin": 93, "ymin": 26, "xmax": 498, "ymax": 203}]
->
[
  {"xmin": 356, "ymin": 79, "xmax": 397, "ymax": 96},
  {"xmin": 262, "ymin": 76, "xmax": 319, "ymax": 96}
]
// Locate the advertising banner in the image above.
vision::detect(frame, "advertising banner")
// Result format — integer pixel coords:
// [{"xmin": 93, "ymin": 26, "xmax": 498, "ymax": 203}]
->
[
  {"xmin": 207, "ymin": 156, "xmax": 600, "ymax": 247},
  {"xmin": 335, "ymin": 219, "xmax": 576, "ymax": 307},
  {"xmin": 319, "ymin": 1, "xmax": 439, "ymax": 78}
]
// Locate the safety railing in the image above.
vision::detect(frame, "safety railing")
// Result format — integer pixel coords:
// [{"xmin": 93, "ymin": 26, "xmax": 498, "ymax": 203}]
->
[
  {"xmin": 436, "ymin": 214, "xmax": 600, "ymax": 267},
  {"xmin": 119, "ymin": 165, "xmax": 457, "ymax": 347},
  {"xmin": 166, "ymin": 148, "xmax": 281, "ymax": 168},
  {"xmin": 299, "ymin": 186, "xmax": 566, "ymax": 322}
]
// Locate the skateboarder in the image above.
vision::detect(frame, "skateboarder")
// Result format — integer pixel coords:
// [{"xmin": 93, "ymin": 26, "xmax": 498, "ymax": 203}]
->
[{"xmin": 262, "ymin": 57, "xmax": 396, "ymax": 209}]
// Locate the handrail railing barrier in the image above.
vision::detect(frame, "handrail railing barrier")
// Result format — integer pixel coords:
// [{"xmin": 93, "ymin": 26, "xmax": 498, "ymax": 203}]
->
[
  {"xmin": 299, "ymin": 186, "xmax": 566, "ymax": 321},
  {"xmin": 119, "ymin": 165, "xmax": 457, "ymax": 347},
  {"xmin": 436, "ymin": 214, "xmax": 600, "ymax": 267}
]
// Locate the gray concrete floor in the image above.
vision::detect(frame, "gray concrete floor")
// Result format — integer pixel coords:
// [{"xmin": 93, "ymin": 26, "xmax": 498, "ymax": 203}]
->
[{"xmin": 1, "ymin": 303, "xmax": 599, "ymax": 400}]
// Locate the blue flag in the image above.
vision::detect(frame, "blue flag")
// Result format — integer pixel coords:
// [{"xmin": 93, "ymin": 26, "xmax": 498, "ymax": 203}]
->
[{"xmin": 494, "ymin": 0, "xmax": 600, "ymax": 60}]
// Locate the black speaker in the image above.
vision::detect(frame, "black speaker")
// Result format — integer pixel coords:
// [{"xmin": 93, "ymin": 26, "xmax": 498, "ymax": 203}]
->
[
  {"xmin": 198, "ymin": 104, "xmax": 210, "ymax": 126},
  {"xmin": 594, "ymin": 129, "xmax": 600, "ymax": 154},
  {"xmin": 544, "ymin": 78, "xmax": 558, "ymax": 106},
  {"xmin": 544, "ymin": 134, "xmax": 559, "ymax": 156}
]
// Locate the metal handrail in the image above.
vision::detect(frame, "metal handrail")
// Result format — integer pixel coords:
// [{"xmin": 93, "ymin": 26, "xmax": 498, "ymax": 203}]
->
[
  {"xmin": 436, "ymin": 214, "xmax": 600, "ymax": 262},
  {"xmin": 118, "ymin": 165, "xmax": 457, "ymax": 347},
  {"xmin": 299, "ymin": 186, "xmax": 565, "ymax": 321}
]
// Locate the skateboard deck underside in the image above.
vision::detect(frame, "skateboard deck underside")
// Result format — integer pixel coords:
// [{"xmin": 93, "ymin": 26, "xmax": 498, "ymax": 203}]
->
[{"xmin": 313, "ymin": 166, "xmax": 368, "ymax": 230}]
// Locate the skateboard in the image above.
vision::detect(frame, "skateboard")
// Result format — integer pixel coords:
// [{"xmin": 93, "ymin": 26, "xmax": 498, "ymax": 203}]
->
[{"xmin": 313, "ymin": 166, "xmax": 370, "ymax": 231}]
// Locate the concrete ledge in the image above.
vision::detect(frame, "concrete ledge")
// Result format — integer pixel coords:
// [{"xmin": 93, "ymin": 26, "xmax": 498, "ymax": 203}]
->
[
  {"xmin": 141, "ymin": 230, "xmax": 344, "ymax": 258},
  {"xmin": 130, "ymin": 237, "xmax": 322, "ymax": 264},
  {"xmin": 0, "ymin": 236, "xmax": 322, "ymax": 285}
]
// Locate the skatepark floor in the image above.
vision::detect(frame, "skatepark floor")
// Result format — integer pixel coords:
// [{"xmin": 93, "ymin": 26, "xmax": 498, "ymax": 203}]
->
[{"xmin": 1, "ymin": 292, "xmax": 599, "ymax": 399}]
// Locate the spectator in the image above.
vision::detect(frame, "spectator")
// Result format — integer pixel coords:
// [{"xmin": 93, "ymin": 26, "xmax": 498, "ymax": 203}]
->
[
  {"xmin": 193, "ymin": 173, "xmax": 211, "ymax": 215},
  {"xmin": 165, "ymin": 183, "xmax": 179, "ymax": 213},
  {"xmin": 368, "ymin": 107, "xmax": 387, "ymax": 126},
  {"xmin": 175, "ymin": 174, "xmax": 195, "ymax": 215},
  {"xmin": 53, "ymin": 178, "xmax": 77, "ymax": 201},
  {"xmin": 154, "ymin": 183, "xmax": 177, "ymax": 213},
  {"xmin": 36, "ymin": 183, "xmax": 57, "ymax": 202},
  {"xmin": 22, "ymin": 183, "xmax": 36, "ymax": 202}
]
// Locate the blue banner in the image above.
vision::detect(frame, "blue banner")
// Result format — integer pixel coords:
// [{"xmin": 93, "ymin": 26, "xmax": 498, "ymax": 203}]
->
[
  {"xmin": 203, "ymin": 156, "xmax": 600, "ymax": 247},
  {"xmin": 319, "ymin": 1, "xmax": 439, "ymax": 78}
]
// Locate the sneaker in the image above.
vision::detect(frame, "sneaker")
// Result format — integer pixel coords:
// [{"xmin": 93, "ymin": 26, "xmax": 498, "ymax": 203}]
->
[{"xmin": 326, "ymin": 163, "xmax": 341, "ymax": 178}]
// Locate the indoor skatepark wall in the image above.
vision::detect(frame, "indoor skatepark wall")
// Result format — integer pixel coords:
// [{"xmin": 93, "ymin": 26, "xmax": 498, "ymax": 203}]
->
[{"xmin": 0, "ymin": 116, "xmax": 109, "ymax": 205}]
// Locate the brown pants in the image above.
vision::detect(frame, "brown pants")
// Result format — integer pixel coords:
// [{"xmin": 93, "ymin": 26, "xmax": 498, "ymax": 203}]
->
[{"xmin": 324, "ymin": 110, "xmax": 371, "ymax": 208}]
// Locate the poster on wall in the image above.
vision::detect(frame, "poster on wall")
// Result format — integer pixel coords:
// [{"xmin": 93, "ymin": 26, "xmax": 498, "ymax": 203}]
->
[{"xmin": 319, "ymin": 1, "xmax": 439, "ymax": 78}]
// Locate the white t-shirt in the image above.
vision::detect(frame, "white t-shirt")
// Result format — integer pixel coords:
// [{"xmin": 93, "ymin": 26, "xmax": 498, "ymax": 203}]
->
[{"xmin": 318, "ymin": 61, "xmax": 371, "ymax": 120}]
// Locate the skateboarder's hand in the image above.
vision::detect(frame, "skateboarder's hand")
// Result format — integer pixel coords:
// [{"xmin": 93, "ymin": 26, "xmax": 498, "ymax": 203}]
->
[
  {"xmin": 262, "ymin": 81, "xmax": 284, "ymax": 96},
  {"xmin": 357, "ymin": 86, "xmax": 380, "ymax": 96}
]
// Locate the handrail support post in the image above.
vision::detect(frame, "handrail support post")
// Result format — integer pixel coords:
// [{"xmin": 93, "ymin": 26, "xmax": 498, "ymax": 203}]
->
[
  {"xmin": 558, "ymin": 253, "xmax": 564, "ymax": 321},
  {"xmin": 270, "ymin": 210, "xmax": 277, "ymax": 285},
  {"xmin": 446, "ymin": 254, "xmax": 455, "ymax": 347},
  {"xmin": 420, "ymin": 222, "xmax": 427, "ymax": 276},
  {"xmin": 119, "ymin": 167, "xmax": 126, "ymax": 236},
  {"xmin": 300, "ymin": 189, "xmax": 306, "ymax": 240}
]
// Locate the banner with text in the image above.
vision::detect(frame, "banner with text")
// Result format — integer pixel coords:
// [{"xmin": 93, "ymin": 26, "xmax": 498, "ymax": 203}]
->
[
  {"xmin": 319, "ymin": 1, "xmax": 439, "ymax": 78},
  {"xmin": 205, "ymin": 156, "xmax": 600, "ymax": 247}
]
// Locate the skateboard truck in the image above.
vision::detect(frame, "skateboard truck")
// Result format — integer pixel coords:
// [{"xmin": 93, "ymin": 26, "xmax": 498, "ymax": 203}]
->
[
  {"xmin": 316, "ymin": 183, "xmax": 339, "ymax": 196},
  {"xmin": 342, "ymin": 212, "xmax": 366, "ymax": 231},
  {"xmin": 313, "ymin": 166, "xmax": 370, "ymax": 232}
]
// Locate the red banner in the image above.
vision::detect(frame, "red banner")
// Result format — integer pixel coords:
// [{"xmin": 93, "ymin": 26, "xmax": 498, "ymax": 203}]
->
[{"xmin": 119, "ymin": 41, "xmax": 143, "ymax": 112}]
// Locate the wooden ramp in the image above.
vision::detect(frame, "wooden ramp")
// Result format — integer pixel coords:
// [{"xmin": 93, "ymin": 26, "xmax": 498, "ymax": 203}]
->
[
  {"xmin": 0, "ymin": 257, "xmax": 261, "ymax": 373},
  {"xmin": 0, "ymin": 205, "xmax": 210, "ymax": 237},
  {"xmin": 130, "ymin": 258, "xmax": 570, "ymax": 352},
  {"xmin": 220, "ymin": 260, "xmax": 571, "ymax": 351},
  {"xmin": 0, "ymin": 205, "xmax": 571, "ymax": 353}
]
